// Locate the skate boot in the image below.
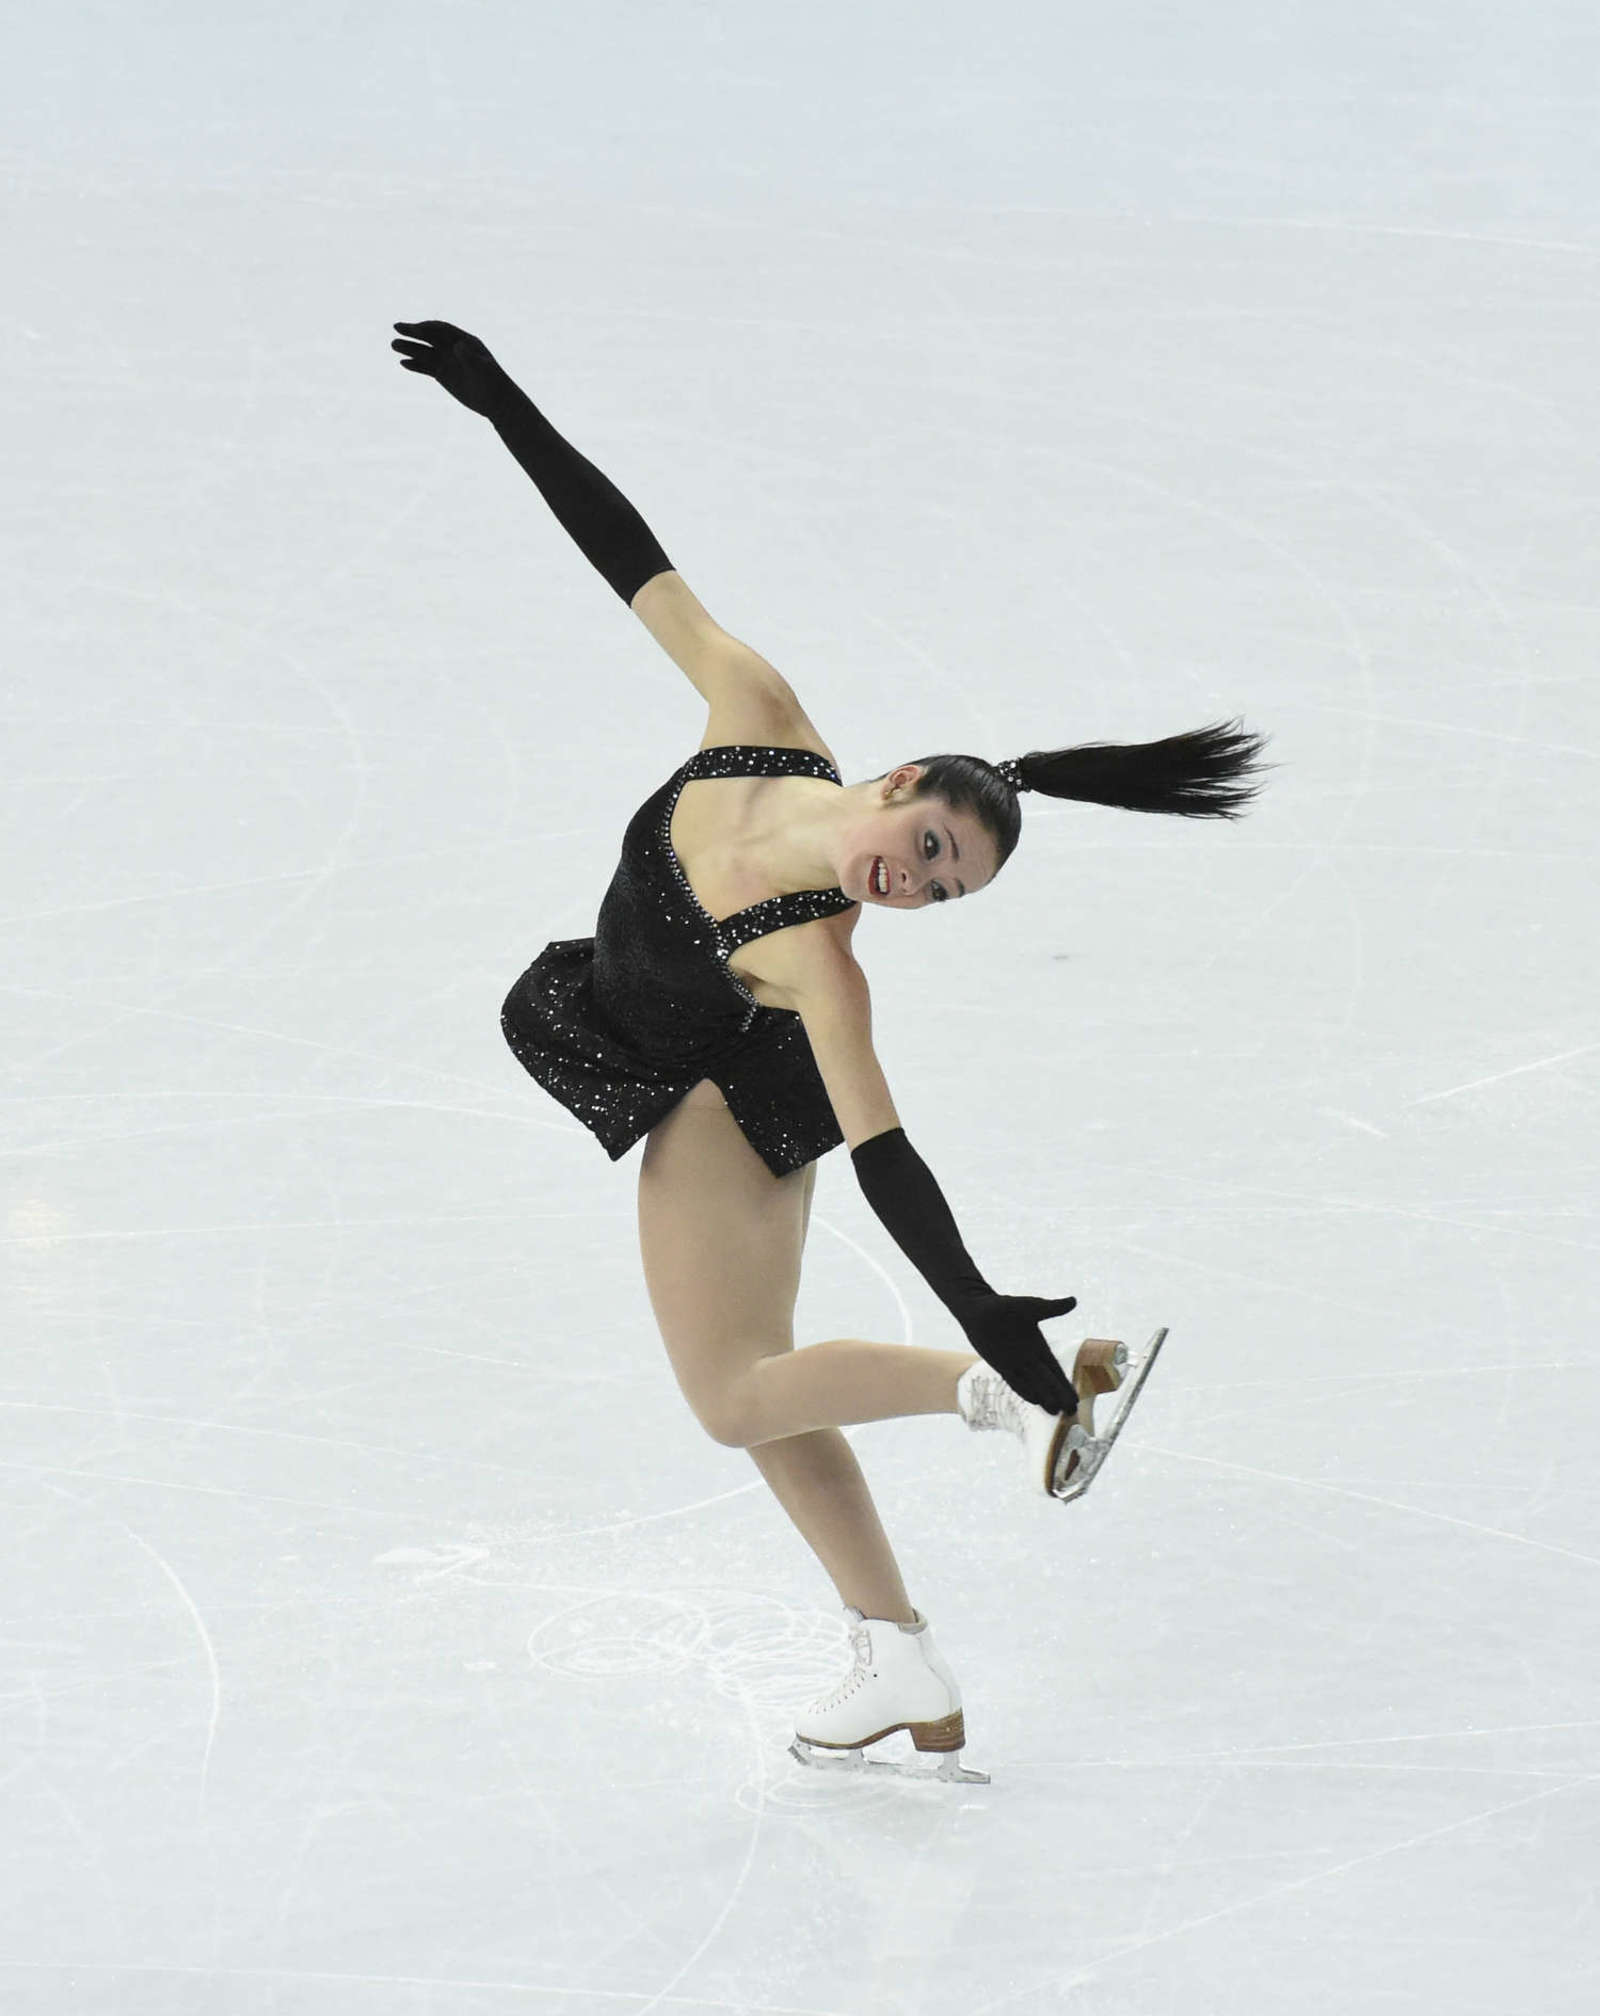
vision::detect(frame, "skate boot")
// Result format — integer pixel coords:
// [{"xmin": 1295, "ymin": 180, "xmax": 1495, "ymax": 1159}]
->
[
  {"xmin": 957, "ymin": 1330, "xmax": 1169, "ymax": 1501},
  {"xmin": 789, "ymin": 1606, "xmax": 989, "ymax": 1784}
]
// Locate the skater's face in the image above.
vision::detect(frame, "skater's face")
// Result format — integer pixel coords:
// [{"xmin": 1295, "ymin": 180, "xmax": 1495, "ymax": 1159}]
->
[{"xmin": 848, "ymin": 767, "xmax": 998, "ymax": 910}]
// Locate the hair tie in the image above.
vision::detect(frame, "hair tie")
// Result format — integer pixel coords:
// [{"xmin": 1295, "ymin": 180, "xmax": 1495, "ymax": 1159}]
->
[{"xmin": 995, "ymin": 756, "xmax": 1030, "ymax": 794}]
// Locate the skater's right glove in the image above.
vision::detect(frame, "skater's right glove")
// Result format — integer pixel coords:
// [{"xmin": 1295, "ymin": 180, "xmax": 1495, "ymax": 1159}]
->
[
  {"xmin": 391, "ymin": 317, "xmax": 674, "ymax": 605},
  {"xmin": 392, "ymin": 319, "xmax": 517, "ymax": 417},
  {"xmin": 851, "ymin": 1128, "xmax": 1080, "ymax": 1415}
]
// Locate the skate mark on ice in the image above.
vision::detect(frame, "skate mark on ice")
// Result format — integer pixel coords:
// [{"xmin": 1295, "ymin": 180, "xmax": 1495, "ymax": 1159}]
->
[
  {"xmin": 1318, "ymin": 1107, "xmax": 1388, "ymax": 1137},
  {"xmin": 526, "ymin": 1585, "xmax": 882, "ymax": 2008},
  {"xmin": 1141, "ymin": 1444, "xmax": 1600, "ymax": 1569},
  {"xmin": 969, "ymin": 1773, "xmax": 1598, "ymax": 2014},
  {"xmin": 1407, "ymin": 1036, "xmax": 1600, "ymax": 1107},
  {"xmin": 526, "ymin": 1585, "xmax": 895, "ymax": 1810},
  {"xmin": 33, "ymin": 1478, "xmax": 223, "ymax": 1829}
]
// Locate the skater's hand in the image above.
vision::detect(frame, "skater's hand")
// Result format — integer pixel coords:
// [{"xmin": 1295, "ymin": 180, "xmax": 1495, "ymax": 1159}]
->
[
  {"xmin": 957, "ymin": 1292, "xmax": 1079, "ymax": 1414},
  {"xmin": 391, "ymin": 319, "xmax": 514, "ymax": 418}
]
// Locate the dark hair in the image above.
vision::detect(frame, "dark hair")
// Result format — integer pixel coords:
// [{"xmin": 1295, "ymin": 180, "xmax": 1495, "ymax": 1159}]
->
[{"xmin": 879, "ymin": 717, "xmax": 1275, "ymax": 875}]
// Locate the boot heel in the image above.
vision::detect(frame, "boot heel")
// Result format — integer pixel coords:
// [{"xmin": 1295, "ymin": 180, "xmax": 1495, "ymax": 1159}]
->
[
  {"xmin": 1073, "ymin": 1337, "xmax": 1126, "ymax": 1398},
  {"xmin": 909, "ymin": 1709, "xmax": 966, "ymax": 1754}
]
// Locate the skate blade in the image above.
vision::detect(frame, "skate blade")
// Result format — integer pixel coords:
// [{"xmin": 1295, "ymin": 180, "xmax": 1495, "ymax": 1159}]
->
[
  {"xmin": 1051, "ymin": 1326, "xmax": 1168, "ymax": 1502},
  {"xmin": 788, "ymin": 1738, "xmax": 990, "ymax": 1785}
]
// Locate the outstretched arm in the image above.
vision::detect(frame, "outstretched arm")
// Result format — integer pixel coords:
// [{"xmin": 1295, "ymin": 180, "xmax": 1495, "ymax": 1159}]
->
[
  {"xmin": 484, "ymin": 377, "xmax": 673, "ymax": 607},
  {"xmin": 629, "ymin": 570, "xmax": 799, "ymax": 710},
  {"xmin": 393, "ymin": 318, "xmax": 795, "ymax": 711},
  {"xmin": 485, "ymin": 384, "xmax": 795, "ymax": 710},
  {"xmin": 393, "ymin": 318, "xmax": 673, "ymax": 605}
]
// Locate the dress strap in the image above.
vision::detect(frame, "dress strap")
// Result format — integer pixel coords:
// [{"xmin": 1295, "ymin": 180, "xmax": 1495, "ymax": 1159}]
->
[
  {"xmin": 719, "ymin": 881, "xmax": 857, "ymax": 955},
  {"xmin": 674, "ymin": 744, "xmax": 855, "ymax": 951},
  {"xmin": 683, "ymin": 743, "xmax": 842, "ymax": 785}
]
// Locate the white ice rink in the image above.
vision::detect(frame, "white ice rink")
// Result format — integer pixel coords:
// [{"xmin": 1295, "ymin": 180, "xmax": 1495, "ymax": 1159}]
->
[{"xmin": 4, "ymin": 4, "xmax": 1598, "ymax": 2011}]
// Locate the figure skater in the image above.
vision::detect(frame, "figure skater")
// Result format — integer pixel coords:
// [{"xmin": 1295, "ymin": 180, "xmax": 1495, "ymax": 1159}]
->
[{"xmin": 392, "ymin": 319, "xmax": 1272, "ymax": 1782}]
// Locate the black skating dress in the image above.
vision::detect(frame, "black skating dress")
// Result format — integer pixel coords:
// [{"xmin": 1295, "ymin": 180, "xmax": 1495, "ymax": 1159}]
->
[{"xmin": 501, "ymin": 743, "xmax": 859, "ymax": 1178}]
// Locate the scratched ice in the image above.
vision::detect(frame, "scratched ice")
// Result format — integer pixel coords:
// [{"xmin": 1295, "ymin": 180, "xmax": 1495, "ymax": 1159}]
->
[{"xmin": 3, "ymin": 4, "xmax": 1597, "ymax": 2013}]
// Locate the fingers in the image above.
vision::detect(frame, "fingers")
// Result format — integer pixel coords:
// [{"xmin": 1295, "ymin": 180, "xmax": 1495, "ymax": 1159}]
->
[
  {"xmin": 393, "ymin": 319, "xmax": 466, "ymax": 344},
  {"xmin": 1029, "ymin": 1350, "xmax": 1077, "ymax": 1414},
  {"xmin": 1008, "ymin": 1295, "xmax": 1077, "ymax": 1321}
]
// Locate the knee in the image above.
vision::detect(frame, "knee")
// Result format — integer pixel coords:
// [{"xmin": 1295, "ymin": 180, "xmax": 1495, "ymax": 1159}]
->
[
  {"xmin": 698, "ymin": 1386, "xmax": 756, "ymax": 1449},
  {"xmin": 695, "ymin": 1358, "xmax": 784, "ymax": 1449}
]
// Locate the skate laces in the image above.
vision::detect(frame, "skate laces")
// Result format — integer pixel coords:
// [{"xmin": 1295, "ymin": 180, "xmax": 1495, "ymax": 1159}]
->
[
  {"xmin": 958, "ymin": 1362, "xmax": 1025, "ymax": 1435},
  {"xmin": 813, "ymin": 1617, "xmax": 874, "ymax": 1712}
]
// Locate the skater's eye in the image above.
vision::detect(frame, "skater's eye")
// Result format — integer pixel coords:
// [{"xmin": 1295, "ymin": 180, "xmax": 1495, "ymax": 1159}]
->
[{"xmin": 925, "ymin": 830, "xmax": 951, "ymax": 903}]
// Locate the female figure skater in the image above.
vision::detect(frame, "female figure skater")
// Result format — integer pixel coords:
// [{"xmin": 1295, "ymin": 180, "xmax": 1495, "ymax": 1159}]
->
[{"xmin": 393, "ymin": 319, "xmax": 1271, "ymax": 1783}]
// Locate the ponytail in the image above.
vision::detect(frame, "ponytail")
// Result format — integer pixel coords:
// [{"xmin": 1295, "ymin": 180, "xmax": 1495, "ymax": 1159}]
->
[
  {"xmin": 1010, "ymin": 716, "xmax": 1273, "ymax": 821},
  {"xmin": 886, "ymin": 717, "xmax": 1275, "ymax": 878}
]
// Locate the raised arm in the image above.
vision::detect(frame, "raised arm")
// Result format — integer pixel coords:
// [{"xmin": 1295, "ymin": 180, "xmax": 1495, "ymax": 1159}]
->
[
  {"xmin": 392, "ymin": 319, "xmax": 674, "ymax": 606},
  {"xmin": 629, "ymin": 571, "xmax": 799, "ymax": 710},
  {"xmin": 392, "ymin": 320, "xmax": 799, "ymax": 714},
  {"xmin": 484, "ymin": 374, "xmax": 673, "ymax": 607}
]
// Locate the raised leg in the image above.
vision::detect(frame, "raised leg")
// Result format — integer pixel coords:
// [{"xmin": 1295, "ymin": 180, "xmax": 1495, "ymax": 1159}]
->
[{"xmin": 733, "ymin": 1336, "xmax": 979, "ymax": 1446}]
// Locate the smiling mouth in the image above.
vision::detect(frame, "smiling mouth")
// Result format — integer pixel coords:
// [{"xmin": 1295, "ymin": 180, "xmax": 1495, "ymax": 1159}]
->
[{"xmin": 871, "ymin": 856, "xmax": 891, "ymax": 897}]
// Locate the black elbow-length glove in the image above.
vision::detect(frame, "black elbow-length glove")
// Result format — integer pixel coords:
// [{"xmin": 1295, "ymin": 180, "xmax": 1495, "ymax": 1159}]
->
[
  {"xmin": 392, "ymin": 319, "xmax": 672, "ymax": 606},
  {"xmin": 851, "ymin": 1129, "xmax": 1080, "ymax": 1416}
]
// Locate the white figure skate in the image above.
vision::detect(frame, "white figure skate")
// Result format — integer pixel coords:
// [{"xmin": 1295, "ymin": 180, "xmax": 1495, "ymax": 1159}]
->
[
  {"xmin": 789, "ymin": 1606, "xmax": 990, "ymax": 1784},
  {"xmin": 957, "ymin": 1328, "xmax": 1169, "ymax": 1501}
]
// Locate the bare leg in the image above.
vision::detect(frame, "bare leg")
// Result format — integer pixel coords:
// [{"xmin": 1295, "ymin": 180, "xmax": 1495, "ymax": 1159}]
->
[
  {"xmin": 746, "ymin": 1427, "xmax": 916, "ymax": 1626},
  {"xmin": 636, "ymin": 1104, "xmax": 960, "ymax": 1627},
  {"xmin": 734, "ymin": 1339, "xmax": 981, "ymax": 1448}
]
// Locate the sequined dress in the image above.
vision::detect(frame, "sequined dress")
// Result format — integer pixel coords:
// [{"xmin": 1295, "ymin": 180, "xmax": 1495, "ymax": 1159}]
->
[{"xmin": 501, "ymin": 744, "xmax": 859, "ymax": 1178}]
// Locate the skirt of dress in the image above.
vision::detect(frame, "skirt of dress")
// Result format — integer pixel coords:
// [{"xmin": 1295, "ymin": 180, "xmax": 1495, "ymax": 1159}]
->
[
  {"xmin": 500, "ymin": 938, "xmax": 845, "ymax": 1178},
  {"xmin": 500, "ymin": 938, "xmax": 697, "ymax": 1162}
]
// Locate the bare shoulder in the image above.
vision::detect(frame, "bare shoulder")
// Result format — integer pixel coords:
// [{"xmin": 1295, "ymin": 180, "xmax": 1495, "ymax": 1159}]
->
[{"xmin": 748, "ymin": 910, "xmax": 863, "ymax": 1013}]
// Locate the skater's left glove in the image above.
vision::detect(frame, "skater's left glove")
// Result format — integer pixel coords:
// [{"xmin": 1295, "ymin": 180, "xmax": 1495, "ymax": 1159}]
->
[
  {"xmin": 851, "ymin": 1128, "xmax": 1080, "ymax": 1414},
  {"xmin": 950, "ymin": 1291, "xmax": 1082, "ymax": 1415}
]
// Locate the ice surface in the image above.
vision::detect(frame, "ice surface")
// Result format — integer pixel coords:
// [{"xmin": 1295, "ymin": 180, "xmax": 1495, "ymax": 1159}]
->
[{"xmin": 3, "ymin": 4, "xmax": 1597, "ymax": 2011}]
